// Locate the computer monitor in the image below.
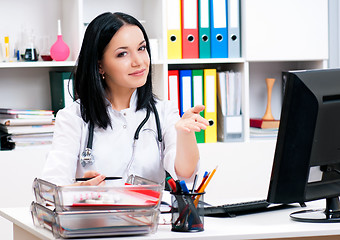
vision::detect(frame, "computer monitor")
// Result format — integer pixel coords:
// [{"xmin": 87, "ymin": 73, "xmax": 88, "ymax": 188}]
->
[{"xmin": 267, "ymin": 68, "xmax": 340, "ymax": 223}]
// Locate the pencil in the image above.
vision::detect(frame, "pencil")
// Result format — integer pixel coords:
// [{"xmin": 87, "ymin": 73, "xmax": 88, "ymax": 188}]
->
[
  {"xmin": 194, "ymin": 166, "xmax": 218, "ymax": 206},
  {"xmin": 75, "ymin": 176, "xmax": 122, "ymax": 181},
  {"xmin": 195, "ymin": 172, "xmax": 209, "ymax": 193}
]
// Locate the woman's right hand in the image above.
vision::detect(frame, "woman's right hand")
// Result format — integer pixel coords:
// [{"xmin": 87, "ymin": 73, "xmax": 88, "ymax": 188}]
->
[{"xmin": 72, "ymin": 170, "xmax": 106, "ymax": 186}]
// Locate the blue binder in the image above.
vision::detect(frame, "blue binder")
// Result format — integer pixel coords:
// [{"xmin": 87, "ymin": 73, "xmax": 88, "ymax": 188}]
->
[
  {"xmin": 179, "ymin": 70, "xmax": 193, "ymax": 116},
  {"xmin": 210, "ymin": 0, "xmax": 228, "ymax": 58}
]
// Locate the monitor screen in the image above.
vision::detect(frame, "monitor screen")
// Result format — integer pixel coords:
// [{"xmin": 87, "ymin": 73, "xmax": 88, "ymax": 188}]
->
[{"xmin": 267, "ymin": 68, "xmax": 340, "ymax": 222}]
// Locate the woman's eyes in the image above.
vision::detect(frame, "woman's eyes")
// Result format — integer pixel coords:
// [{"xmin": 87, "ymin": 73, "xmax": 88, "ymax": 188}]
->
[
  {"xmin": 139, "ymin": 45, "xmax": 147, "ymax": 51},
  {"xmin": 116, "ymin": 45, "xmax": 146, "ymax": 57},
  {"xmin": 117, "ymin": 52, "xmax": 127, "ymax": 57}
]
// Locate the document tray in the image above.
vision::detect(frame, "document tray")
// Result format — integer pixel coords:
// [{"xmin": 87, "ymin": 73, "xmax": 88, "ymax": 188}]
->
[
  {"xmin": 31, "ymin": 202, "xmax": 159, "ymax": 238},
  {"xmin": 32, "ymin": 178, "xmax": 162, "ymax": 212}
]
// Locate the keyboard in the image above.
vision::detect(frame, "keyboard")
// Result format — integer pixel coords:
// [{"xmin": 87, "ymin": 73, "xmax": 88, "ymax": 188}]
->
[{"xmin": 204, "ymin": 199, "xmax": 270, "ymax": 216}]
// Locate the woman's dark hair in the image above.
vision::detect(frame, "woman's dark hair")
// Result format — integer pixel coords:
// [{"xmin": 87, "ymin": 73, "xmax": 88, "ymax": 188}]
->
[{"xmin": 73, "ymin": 12, "xmax": 156, "ymax": 129}]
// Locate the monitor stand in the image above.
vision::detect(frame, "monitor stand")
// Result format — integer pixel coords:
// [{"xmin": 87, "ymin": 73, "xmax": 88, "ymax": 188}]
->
[{"xmin": 290, "ymin": 197, "xmax": 340, "ymax": 223}]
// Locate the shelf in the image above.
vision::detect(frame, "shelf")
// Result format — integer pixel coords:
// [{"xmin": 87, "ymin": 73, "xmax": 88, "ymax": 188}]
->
[
  {"xmin": 0, "ymin": 61, "xmax": 76, "ymax": 69},
  {"xmin": 167, "ymin": 58, "xmax": 245, "ymax": 65}
]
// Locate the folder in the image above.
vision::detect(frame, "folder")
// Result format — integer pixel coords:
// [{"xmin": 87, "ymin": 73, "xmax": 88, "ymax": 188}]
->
[
  {"xmin": 217, "ymin": 71, "xmax": 243, "ymax": 142},
  {"xmin": 226, "ymin": 71, "xmax": 242, "ymax": 116},
  {"xmin": 204, "ymin": 69, "xmax": 217, "ymax": 143},
  {"xmin": 210, "ymin": 0, "xmax": 228, "ymax": 58},
  {"xmin": 192, "ymin": 69, "xmax": 205, "ymax": 143},
  {"xmin": 227, "ymin": 0, "xmax": 241, "ymax": 58},
  {"xmin": 179, "ymin": 70, "xmax": 193, "ymax": 116},
  {"xmin": 198, "ymin": 0, "xmax": 211, "ymax": 58},
  {"xmin": 181, "ymin": 0, "xmax": 199, "ymax": 58},
  {"xmin": 168, "ymin": 70, "xmax": 181, "ymax": 113},
  {"xmin": 166, "ymin": 0, "xmax": 182, "ymax": 59},
  {"xmin": 49, "ymin": 71, "xmax": 74, "ymax": 114}
]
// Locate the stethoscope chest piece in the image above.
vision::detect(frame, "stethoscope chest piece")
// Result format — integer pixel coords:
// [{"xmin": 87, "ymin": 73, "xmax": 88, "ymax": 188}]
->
[{"xmin": 80, "ymin": 147, "xmax": 94, "ymax": 167}]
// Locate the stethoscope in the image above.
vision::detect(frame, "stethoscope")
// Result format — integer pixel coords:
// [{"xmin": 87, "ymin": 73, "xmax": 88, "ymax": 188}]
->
[{"xmin": 80, "ymin": 102, "xmax": 163, "ymax": 171}]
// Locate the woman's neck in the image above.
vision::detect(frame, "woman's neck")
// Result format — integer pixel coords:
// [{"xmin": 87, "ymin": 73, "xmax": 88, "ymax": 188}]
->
[{"xmin": 106, "ymin": 88, "xmax": 135, "ymax": 111}]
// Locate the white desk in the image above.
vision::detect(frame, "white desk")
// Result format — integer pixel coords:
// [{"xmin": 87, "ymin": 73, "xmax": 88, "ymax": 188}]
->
[{"xmin": 2, "ymin": 201, "xmax": 340, "ymax": 240}]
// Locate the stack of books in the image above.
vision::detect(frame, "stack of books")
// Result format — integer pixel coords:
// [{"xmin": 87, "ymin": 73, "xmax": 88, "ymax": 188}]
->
[
  {"xmin": 0, "ymin": 108, "xmax": 55, "ymax": 150},
  {"xmin": 249, "ymin": 118, "xmax": 279, "ymax": 139}
]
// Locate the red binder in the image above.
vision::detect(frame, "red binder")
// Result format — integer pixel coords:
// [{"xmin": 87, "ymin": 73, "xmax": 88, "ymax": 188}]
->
[
  {"xmin": 168, "ymin": 70, "xmax": 181, "ymax": 113},
  {"xmin": 181, "ymin": 0, "xmax": 199, "ymax": 58}
]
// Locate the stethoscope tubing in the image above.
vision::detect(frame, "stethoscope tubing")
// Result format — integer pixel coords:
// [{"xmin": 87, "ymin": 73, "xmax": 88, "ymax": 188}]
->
[{"xmin": 81, "ymin": 102, "xmax": 162, "ymax": 167}]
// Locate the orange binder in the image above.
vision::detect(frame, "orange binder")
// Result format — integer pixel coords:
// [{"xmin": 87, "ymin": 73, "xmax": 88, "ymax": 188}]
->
[
  {"xmin": 168, "ymin": 70, "xmax": 180, "ymax": 113},
  {"xmin": 181, "ymin": 0, "xmax": 199, "ymax": 58}
]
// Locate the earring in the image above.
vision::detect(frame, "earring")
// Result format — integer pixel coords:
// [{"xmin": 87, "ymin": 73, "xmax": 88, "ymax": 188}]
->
[{"xmin": 101, "ymin": 73, "xmax": 105, "ymax": 80}]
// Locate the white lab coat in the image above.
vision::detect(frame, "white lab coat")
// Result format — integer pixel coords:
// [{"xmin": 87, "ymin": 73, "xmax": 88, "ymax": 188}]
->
[{"xmin": 42, "ymin": 91, "xmax": 194, "ymax": 186}]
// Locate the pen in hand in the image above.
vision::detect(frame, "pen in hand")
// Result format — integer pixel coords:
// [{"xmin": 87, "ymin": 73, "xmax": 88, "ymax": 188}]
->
[{"xmin": 75, "ymin": 176, "xmax": 122, "ymax": 181}]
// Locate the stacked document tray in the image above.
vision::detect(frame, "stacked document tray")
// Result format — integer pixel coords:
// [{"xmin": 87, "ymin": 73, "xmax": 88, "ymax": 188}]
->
[{"xmin": 31, "ymin": 178, "xmax": 162, "ymax": 238}]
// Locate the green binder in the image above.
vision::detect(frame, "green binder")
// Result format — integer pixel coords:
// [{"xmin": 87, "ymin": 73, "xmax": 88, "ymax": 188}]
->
[
  {"xmin": 49, "ymin": 71, "xmax": 74, "ymax": 114},
  {"xmin": 198, "ymin": 0, "xmax": 211, "ymax": 58},
  {"xmin": 192, "ymin": 69, "xmax": 205, "ymax": 143}
]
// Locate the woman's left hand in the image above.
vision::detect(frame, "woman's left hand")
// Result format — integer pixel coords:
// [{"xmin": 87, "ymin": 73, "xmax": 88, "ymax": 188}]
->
[{"xmin": 175, "ymin": 105, "xmax": 209, "ymax": 133}]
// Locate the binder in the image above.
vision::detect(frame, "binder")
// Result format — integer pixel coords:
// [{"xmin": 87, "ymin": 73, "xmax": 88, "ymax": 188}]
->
[
  {"xmin": 198, "ymin": 0, "xmax": 211, "ymax": 58},
  {"xmin": 210, "ymin": 0, "xmax": 228, "ymax": 58},
  {"xmin": 181, "ymin": 0, "xmax": 199, "ymax": 58},
  {"xmin": 217, "ymin": 71, "xmax": 243, "ymax": 142},
  {"xmin": 49, "ymin": 71, "xmax": 74, "ymax": 114},
  {"xmin": 179, "ymin": 70, "xmax": 193, "ymax": 116},
  {"xmin": 227, "ymin": 0, "xmax": 241, "ymax": 58},
  {"xmin": 166, "ymin": 0, "xmax": 182, "ymax": 59},
  {"xmin": 168, "ymin": 70, "xmax": 181, "ymax": 113},
  {"xmin": 204, "ymin": 69, "xmax": 217, "ymax": 143},
  {"xmin": 192, "ymin": 69, "xmax": 205, "ymax": 143}
]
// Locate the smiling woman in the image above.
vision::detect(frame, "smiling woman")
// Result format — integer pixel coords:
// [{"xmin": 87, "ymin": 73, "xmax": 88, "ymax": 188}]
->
[
  {"xmin": 98, "ymin": 25, "xmax": 150, "ymax": 106},
  {"xmin": 41, "ymin": 12, "xmax": 209, "ymax": 187}
]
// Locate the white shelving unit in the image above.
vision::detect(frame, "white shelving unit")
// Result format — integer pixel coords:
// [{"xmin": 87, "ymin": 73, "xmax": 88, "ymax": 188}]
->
[{"xmin": 0, "ymin": 0, "xmax": 329, "ymax": 239}]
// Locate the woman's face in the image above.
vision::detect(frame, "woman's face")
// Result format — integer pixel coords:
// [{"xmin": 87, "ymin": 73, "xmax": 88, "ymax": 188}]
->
[{"xmin": 99, "ymin": 24, "xmax": 150, "ymax": 92}]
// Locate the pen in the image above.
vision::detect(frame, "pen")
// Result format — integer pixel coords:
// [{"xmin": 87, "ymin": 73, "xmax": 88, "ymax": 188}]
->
[
  {"xmin": 75, "ymin": 176, "xmax": 122, "ymax": 181},
  {"xmin": 194, "ymin": 166, "xmax": 218, "ymax": 206},
  {"xmin": 196, "ymin": 172, "xmax": 210, "ymax": 193},
  {"xmin": 179, "ymin": 180, "xmax": 190, "ymax": 194},
  {"xmin": 191, "ymin": 174, "xmax": 198, "ymax": 193},
  {"xmin": 166, "ymin": 176, "xmax": 177, "ymax": 192},
  {"xmin": 203, "ymin": 171, "xmax": 208, "ymax": 178}
]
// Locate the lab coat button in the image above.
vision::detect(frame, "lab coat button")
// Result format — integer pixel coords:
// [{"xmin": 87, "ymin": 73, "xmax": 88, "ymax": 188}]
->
[{"xmin": 123, "ymin": 125, "xmax": 127, "ymax": 129}]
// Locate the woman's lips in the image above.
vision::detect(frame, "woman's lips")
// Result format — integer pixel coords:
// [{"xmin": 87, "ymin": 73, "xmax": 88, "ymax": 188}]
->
[{"xmin": 129, "ymin": 69, "xmax": 146, "ymax": 76}]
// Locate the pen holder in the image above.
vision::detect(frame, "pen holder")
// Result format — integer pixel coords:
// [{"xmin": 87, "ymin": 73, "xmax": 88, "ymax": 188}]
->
[{"xmin": 170, "ymin": 192, "xmax": 205, "ymax": 232}]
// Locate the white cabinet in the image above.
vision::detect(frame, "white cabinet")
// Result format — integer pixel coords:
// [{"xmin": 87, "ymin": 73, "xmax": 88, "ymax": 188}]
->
[
  {"xmin": 0, "ymin": 0, "xmax": 328, "ymax": 122},
  {"xmin": 0, "ymin": 1, "xmax": 329, "ymax": 238}
]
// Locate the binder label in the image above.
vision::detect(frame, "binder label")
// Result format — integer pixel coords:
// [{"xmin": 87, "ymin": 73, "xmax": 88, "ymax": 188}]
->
[
  {"xmin": 200, "ymin": 0, "xmax": 209, "ymax": 28},
  {"xmin": 229, "ymin": 0, "xmax": 239, "ymax": 28},
  {"xmin": 167, "ymin": 0, "xmax": 181, "ymax": 30},
  {"xmin": 183, "ymin": 0, "xmax": 198, "ymax": 29},
  {"xmin": 213, "ymin": 0, "xmax": 227, "ymax": 28},
  {"xmin": 193, "ymin": 75, "xmax": 203, "ymax": 106},
  {"xmin": 205, "ymin": 75, "xmax": 215, "ymax": 112},
  {"xmin": 182, "ymin": 76, "xmax": 192, "ymax": 112}
]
